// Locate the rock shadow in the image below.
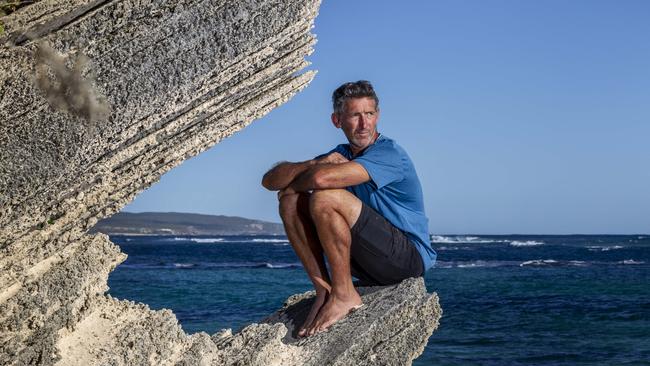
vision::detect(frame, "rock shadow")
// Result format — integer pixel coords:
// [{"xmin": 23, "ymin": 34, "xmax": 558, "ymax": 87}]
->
[{"xmin": 260, "ymin": 281, "xmax": 387, "ymax": 344}]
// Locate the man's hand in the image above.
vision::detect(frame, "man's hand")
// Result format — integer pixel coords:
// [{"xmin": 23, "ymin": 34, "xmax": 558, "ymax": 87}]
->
[{"xmin": 317, "ymin": 152, "xmax": 349, "ymax": 165}]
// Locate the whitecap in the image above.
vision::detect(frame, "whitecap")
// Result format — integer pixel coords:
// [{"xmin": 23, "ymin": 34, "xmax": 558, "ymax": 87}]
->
[
  {"xmin": 173, "ymin": 263, "xmax": 195, "ymax": 268},
  {"xmin": 430, "ymin": 235, "xmax": 506, "ymax": 244},
  {"xmin": 520, "ymin": 259, "xmax": 558, "ymax": 267},
  {"xmin": 172, "ymin": 237, "xmax": 189, "ymax": 241},
  {"xmin": 432, "ymin": 261, "xmax": 453, "ymax": 268},
  {"xmin": 586, "ymin": 245, "xmax": 623, "ymax": 252},
  {"xmin": 264, "ymin": 262, "xmax": 302, "ymax": 269},
  {"xmin": 456, "ymin": 263, "xmax": 484, "ymax": 268},
  {"xmin": 510, "ymin": 240, "xmax": 544, "ymax": 247},
  {"xmin": 569, "ymin": 260, "xmax": 588, "ymax": 267},
  {"xmin": 442, "ymin": 260, "xmax": 517, "ymax": 268},
  {"xmin": 190, "ymin": 238, "xmax": 225, "ymax": 243},
  {"xmin": 252, "ymin": 238, "xmax": 290, "ymax": 243},
  {"xmin": 619, "ymin": 259, "xmax": 645, "ymax": 265},
  {"xmin": 456, "ymin": 260, "xmax": 494, "ymax": 268}
]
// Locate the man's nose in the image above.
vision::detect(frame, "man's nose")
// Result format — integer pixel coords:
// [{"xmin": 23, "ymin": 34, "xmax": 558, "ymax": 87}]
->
[{"xmin": 359, "ymin": 114, "xmax": 369, "ymax": 128}]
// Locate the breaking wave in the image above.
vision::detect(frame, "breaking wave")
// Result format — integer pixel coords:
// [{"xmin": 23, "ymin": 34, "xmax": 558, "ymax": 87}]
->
[
  {"xmin": 264, "ymin": 263, "xmax": 298, "ymax": 269},
  {"xmin": 163, "ymin": 237, "xmax": 289, "ymax": 244},
  {"xmin": 437, "ymin": 246, "xmax": 473, "ymax": 251},
  {"xmin": 120, "ymin": 261, "xmax": 302, "ymax": 270},
  {"xmin": 519, "ymin": 259, "xmax": 578, "ymax": 267},
  {"xmin": 430, "ymin": 235, "xmax": 507, "ymax": 244},
  {"xmin": 435, "ymin": 260, "xmax": 519, "ymax": 268},
  {"xmin": 251, "ymin": 238, "xmax": 290, "ymax": 243},
  {"xmin": 587, "ymin": 245, "xmax": 624, "ymax": 252},
  {"xmin": 520, "ymin": 259, "xmax": 591, "ymax": 267},
  {"xmin": 189, "ymin": 238, "xmax": 225, "ymax": 243},
  {"xmin": 510, "ymin": 240, "xmax": 545, "ymax": 247},
  {"xmin": 434, "ymin": 259, "xmax": 646, "ymax": 269},
  {"xmin": 619, "ymin": 259, "xmax": 645, "ymax": 265}
]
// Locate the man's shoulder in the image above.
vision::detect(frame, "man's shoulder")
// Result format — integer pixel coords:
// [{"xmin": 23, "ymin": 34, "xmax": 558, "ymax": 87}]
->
[
  {"xmin": 371, "ymin": 135, "xmax": 406, "ymax": 155},
  {"xmin": 332, "ymin": 143, "xmax": 351, "ymax": 156},
  {"xmin": 370, "ymin": 136, "xmax": 418, "ymax": 170}
]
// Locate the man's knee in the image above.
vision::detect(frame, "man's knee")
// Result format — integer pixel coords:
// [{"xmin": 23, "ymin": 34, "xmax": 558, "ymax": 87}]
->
[
  {"xmin": 309, "ymin": 189, "xmax": 347, "ymax": 216},
  {"xmin": 279, "ymin": 192, "xmax": 310, "ymax": 221},
  {"xmin": 309, "ymin": 189, "xmax": 363, "ymax": 228}
]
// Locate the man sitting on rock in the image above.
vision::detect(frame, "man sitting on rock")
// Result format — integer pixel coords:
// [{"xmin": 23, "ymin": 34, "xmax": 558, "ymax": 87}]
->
[{"xmin": 261, "ymin": 80, "xmax": 436, "ymax": 337}]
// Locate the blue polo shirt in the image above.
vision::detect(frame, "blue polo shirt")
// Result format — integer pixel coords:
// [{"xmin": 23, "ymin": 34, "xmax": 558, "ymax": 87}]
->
[{"xmin": 319, "ymin": 135, "xmax": 436, "ymax": 271}]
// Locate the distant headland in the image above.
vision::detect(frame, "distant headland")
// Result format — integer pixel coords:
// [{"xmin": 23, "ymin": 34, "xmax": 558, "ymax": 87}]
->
[{"xmin": 90, "ymin": 212, "xmax": 285, "ymax": 236}]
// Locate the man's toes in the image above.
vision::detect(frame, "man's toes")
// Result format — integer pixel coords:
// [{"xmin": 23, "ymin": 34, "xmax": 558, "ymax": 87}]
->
[
  {"xmin": 318, "ymin": 320, "xmax": 333, "ymax": 333},
  {"xmin": 308, "ymin": 323, "xmax": 319, "ymax": 336},
  {"xmin": 300, "ymin": 321, "xmax": 315, "ymax": 337},
  {"xmin": 312, "ymin": 319, "xmax": 329, "ymax": 335},
  {"xmin": 317, "ymin": 322, "xmax": 332, "ymax": 334}
]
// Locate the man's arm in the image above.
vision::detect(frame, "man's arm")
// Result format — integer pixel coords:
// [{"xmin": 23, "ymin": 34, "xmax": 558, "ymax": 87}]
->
[
  {"xmin": 261, "ymin": 160, "xmax": 316, "ymax": 191},
  {"xmin": 262, "ymin": 152, "xmax": 353, "ymax": 191},
  {"xmin": 288, "ymin": 161, "xmax": 370, "ymax": 192}
]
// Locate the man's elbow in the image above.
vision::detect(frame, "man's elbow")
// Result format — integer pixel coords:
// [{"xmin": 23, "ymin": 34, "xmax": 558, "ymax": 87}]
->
[{"xmin": 261, "ymin": 172, "xmax": 275, "ymax": 191}]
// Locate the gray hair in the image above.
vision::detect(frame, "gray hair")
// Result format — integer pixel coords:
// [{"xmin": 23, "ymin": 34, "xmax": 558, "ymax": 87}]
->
[{"xmin": 332, "ymin": 80, "xmax": 379, "ymax": 115}]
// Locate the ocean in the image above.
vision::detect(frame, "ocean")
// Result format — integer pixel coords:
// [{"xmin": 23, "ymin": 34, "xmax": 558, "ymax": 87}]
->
[{"xmin": 107, "ymin": 235, "xmax": 650, "ymax": 365}]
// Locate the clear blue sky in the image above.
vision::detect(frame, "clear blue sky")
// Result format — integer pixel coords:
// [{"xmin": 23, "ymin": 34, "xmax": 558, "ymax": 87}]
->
[{"xmin": 124, "ymin": 1, "xmax": 650, "ymax": 234}]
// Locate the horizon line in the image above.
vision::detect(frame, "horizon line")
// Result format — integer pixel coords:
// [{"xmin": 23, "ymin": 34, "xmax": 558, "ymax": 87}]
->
[{"xmin": 116, "ymin": 211, "xmax": 648, "ymax": 236}]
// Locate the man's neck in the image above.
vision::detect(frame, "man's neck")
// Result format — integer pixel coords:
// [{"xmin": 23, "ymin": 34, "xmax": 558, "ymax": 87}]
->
[{"xmin": 350, "ymin": 132, "xmax": 380, "ymax": 157}]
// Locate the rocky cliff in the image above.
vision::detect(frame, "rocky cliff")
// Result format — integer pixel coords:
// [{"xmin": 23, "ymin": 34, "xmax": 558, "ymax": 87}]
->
[{"xmin": 0, "ymin": 1, "xmax": 441, "ymax": 365}]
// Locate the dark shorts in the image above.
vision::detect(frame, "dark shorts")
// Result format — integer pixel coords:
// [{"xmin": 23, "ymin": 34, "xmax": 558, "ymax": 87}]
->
[{"xmin": 350, "ymin": 203, "xmax": 424, "ymax": 286}]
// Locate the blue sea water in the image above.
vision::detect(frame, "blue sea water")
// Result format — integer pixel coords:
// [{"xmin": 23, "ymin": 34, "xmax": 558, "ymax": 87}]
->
[{"xmin": 107, "ymin": 235, "xmax": 650, "ymax": 365}]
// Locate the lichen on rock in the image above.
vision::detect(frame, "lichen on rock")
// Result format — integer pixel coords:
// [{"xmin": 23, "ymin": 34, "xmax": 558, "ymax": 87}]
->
[{"xmin": 0, "ymin": 1, "xmax": 441, "ymax": 365}]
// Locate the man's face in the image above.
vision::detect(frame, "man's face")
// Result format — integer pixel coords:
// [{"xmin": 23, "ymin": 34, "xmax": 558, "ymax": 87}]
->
[{"xmin": 332, "ymin": 97, "xmax": 379, "ymax": 153}]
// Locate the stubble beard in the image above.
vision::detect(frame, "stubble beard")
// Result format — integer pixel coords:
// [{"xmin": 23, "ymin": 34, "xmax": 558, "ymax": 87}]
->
[{"xmin": 350, "ymin": 128, "xmax": 377, "ymax": 153}]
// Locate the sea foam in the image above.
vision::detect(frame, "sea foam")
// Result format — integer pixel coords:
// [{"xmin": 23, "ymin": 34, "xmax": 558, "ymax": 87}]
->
[
  {"xmin": 510, "ymin": 240, "xmax": 544, "ymax": 247},
  {"xmin": 619, "ymin": 259, "xmax": 645, "ymax": 265},
  {"xmin": 251, "ymin": 238, "xmax": 290, "ymax": 243},
  {"xmin": 190, "ymin": 238, "xmax": 225, "ymax": 243},
  {"xmin": 587, "ymin": 245, "xmax": 624, "ymax": 252},
  {"xmin": 430, "ymin": 235, "xmax": 506, "ymax": 244}
]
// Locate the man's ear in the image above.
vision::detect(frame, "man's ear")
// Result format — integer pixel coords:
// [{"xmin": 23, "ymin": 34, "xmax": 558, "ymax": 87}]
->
[{"xmin": 331, "ymin": 113, "xmax": 341, "ymax": 128}]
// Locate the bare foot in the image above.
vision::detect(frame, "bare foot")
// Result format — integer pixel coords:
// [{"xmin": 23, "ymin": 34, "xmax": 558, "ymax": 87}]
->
[
  {"xmin": 306, "ymin": 292, "xmax": 362, "ymax": 336},
  {"xmin": 297, "ymin": 291, "xmax": 328, "ymax": 338}
]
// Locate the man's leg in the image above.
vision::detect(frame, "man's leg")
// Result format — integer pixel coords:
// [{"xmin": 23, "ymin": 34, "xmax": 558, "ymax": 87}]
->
[
  {"xmin": 306, "ymin": 188, "xmax": 364, "ymax": 335},
  {"xmin": 278, "ymin": 192, "xmax": 332, "ymax": 336}
]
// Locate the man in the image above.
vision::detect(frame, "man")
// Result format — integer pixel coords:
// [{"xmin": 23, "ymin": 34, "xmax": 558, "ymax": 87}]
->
[{"xmin": 261, "ymin": 80, "xmax": 436, "ymax": 337}]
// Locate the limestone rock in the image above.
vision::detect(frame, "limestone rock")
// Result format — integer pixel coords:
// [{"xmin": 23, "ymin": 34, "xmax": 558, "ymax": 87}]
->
[
  {"xmin": 259, "ymin": 277, "xmax": 442, "ymax": 366},
  {"xmin": 0, "ymin": 1, "xmax": 441, "ymax": 365}
]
